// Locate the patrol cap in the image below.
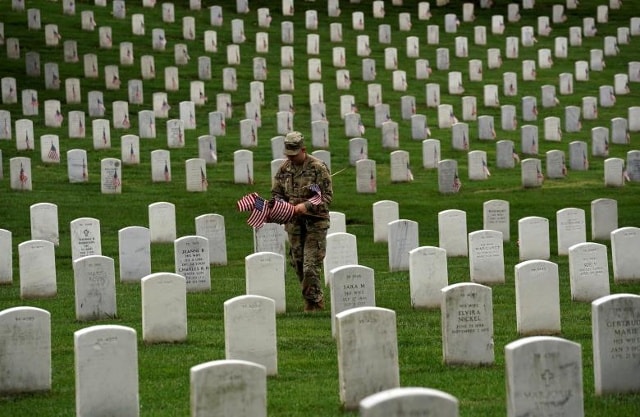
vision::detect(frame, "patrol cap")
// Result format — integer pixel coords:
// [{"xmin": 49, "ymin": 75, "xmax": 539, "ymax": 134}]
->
[{"xmin": 284, "ymin": 131, "xmax": 305, "ymax": 156}]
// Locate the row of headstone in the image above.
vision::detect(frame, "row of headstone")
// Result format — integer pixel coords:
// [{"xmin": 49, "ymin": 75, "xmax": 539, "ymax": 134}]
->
[
  {"xmin": 1, "ymin": 99, "xmax": 636, "ymax": 188},
  {"xmin": 4, "ymin": 155, "xmax": 215, "ymax": 192},
  {"xmin": 1, "ymin": 292, "xmax": 637, "ymax": 413},
  {"xmin": 1, "ymin": 197, "xmax": 633, "ymax": 289}
]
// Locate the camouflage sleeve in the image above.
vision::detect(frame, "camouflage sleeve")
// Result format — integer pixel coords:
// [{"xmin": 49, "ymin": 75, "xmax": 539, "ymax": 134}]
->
[
  {"xmin": 305, "ymin": 160, "xmax": 332, "ymax": 215},
  {"xmin": 271, "ymin": 163, "xmax": 288, "ymax": 201}
]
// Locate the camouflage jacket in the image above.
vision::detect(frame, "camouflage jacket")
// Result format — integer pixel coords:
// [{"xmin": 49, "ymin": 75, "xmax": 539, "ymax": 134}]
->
[{"xmin": 271, "ymin": 154, "xmax": 333, "ymax": 220}]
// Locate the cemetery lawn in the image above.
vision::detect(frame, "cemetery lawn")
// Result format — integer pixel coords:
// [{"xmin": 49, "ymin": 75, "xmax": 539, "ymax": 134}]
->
[{"xmin": 1, "ymin": 0, "xmax": 640, "ymax": 415}]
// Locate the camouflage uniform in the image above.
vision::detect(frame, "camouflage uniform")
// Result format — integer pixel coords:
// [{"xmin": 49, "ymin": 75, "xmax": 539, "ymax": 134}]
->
[{"xmin": 272, "ymin": 154, "xmax": 333, "ymax": 308}]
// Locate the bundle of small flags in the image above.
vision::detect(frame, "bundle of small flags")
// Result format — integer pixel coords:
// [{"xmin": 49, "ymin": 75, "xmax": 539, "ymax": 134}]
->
[{"xmin": 237, "ymin": 185, "xmax": 324, "ymax": 229}]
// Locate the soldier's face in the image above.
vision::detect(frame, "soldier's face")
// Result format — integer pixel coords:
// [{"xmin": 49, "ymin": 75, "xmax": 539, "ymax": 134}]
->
[{"xmin": 287, "ymin": 149, "xmax": 306, "ymax": 165}]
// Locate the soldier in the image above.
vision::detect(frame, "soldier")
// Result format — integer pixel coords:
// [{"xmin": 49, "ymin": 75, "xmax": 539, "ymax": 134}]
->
[{"xmin": 272, "ymin": 131, "xmax": 333, "ymax": 312}]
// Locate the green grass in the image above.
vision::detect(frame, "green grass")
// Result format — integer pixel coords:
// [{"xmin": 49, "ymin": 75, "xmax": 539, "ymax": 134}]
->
[{"xmin": 1, "ymin": 0, "xmax": 640, "ymax": 415}]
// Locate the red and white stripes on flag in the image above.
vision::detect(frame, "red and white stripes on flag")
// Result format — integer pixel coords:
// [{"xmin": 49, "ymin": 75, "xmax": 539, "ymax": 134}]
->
[
  {"xmin": 236, "ymin": 187, "xmax": 325, "ymax": 229},
  {"xmin": 48, "ymin": 142, "xmax": 59, "ymax": 161},
  {"xmin": 307, "ymin": 184, "xmax": 323, "ymax": 205},
  {"xmin": 246, "ymin": 196, "xmax": 268, "ymax": 229},
  {"xmin": 237, "ymin": 192, "xmax": 259, "ymax": 212},
  {"xmin": 267, "ymin": 199, "xmax": 295, "ymax": 225}
]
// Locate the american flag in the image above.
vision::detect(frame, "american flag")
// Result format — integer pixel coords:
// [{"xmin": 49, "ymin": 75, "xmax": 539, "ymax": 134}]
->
[
  {"xmin": 78, "ymin": 119, "xmax": 84, "ymax": 136},
  {"xmin": 19, "ymin": 164, "xmax": 28, "ymax": 187},
  {"xmin": 450, "ymin": 110, "xmax": 458, "ymax": 125},
  {"xmin": 537, "ymin": 165, "xmax": 544, "ymax": 182},
  {"xmin": 129, "ymin": 143, "xmax": 136, "ymax": 162},
  {"xmin": 453, "ymin": 172, "xmax": 462, "ymax": 192},
  {"xmin": 164, "ymin": 160, "xmax": 170, "ymax": 182},
  {"xmin": 358, "ymin": 119, "xmax": 365, "ymax": 135},
  {"xmin": 562, "ymin": 157, "xmax": 568, "ymax": 176},
  {"xmin": 482, "ymin": 159, "xmax": 491, "ymax": 177},
  {"xmin": 246, "ymin": 165, "xmax": 253, "ymax": 185},
  {"xmin": 102, "ymin": 127, "xmax": 108, "ymax": 144},
  {"xmin": 308, "ymin": 184, "xmax": 323, "ymax": 205},
  {"xmin": 462, "ymin": 133, "xmax": 468, "ymax": 150},
  {"xmin": 48, "ymin": 142, "xmax": 59, "ymax": 161},
  {"xmin": 209, "ymin": 142, "xmax": 217, "ymax": 161},
  {"xmin": 583, "ymin": 150, "xmax": 589, "ymax": 170},
  {"xmin": 112, "ymin": 171, "xmax": 121, "ymax": 188},
  {"xmin": 24, "ymin": 132, "xmax": 31, "ymax": 150},
  {"xmin": 31, "ymin": 93, "xmax": 38, "ymax": 108},
  {"xmin": 370, "ymin": 169, "xmax": 376, "ymax": 191},
  {"xmin": 122, "ymin": 114, "xmax": 130, "ymax": 128},
  {"xmin": 200, "ymin": 167, "xmax": 208, "ymax": 190},
  {"xmin": 55, "ymin": 109, "xmax": 63, "ymax": 124},
  {"xmin": 82, "ymin": 159, "xmax": 87, "ymax": 180},
  {"xmin": 623, "ymin": 169, "xmax": 631, "ymax": 183},
  {"xmin": 267, "ymin": 199, "xmax": 295, "ymax": 224},
  {"xmin": 237, "ymin": 192, "xmax": 259, "ymax": 212},
  {"xmin": 406, "ymin": 162, "xmax": 414, "ymax": 181},
  {"xmin": 246, "ymin": 196, "xmax": 268, "ymax": 228},
  {"xmin": 530, "ymin": 137, "xmax": 537, "ymax": 154}
]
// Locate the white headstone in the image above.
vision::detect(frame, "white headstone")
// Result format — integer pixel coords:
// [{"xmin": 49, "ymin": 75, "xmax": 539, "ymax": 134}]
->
[
  {"xmin": 73, "ymin": 255, "xmax": 116, "ymax": 320},
  {"xmin": 330, "ymin": 265, "xmax": 375, "ymax": 337},
  {"xmin": 611, "ymin": 227, "xmax": 640, "ymax": 282},
  {"xmin": 190, "ymin": 360, "xmax": 267, "ymax": 417},
  {"xmin": 568, "ymin": 242, "xmax": 610, "ymax": 302},
  {"xmin": 483, "ymin": 200, "xmax": 510, "ymax": 241},
  {"xmin": 30, "ymin": 203, "xmax": 59, "ymax": 246},
  {"xmin": 388, "ymin": 219, "xmax": 419, "ymax": 272},
  {"xmin": 468, "ymin": 230, "xmax": 504, "ymax": 284},
  {"xmin": 360, "ymin": 387, "xmax": 459, "ymax": 417},
  {"xmin": 224, "ymin": 295, "xmax": 277, "ymax": 376},
  {"xmin": 518, "ymin": 216, "xmax": 550, "ymax": 261},
  {"xmin": 0, "ymin": 306, "xmax": 51, "ymax": 394},
  {"xmin": 0, "ymin": 230, "xmax": 12, "ymax": 284},
  {"xmin": 324, "ymin": 232, "xmax": 358, "ymax": 286},
  {"xmin": 141, "ymin": 273, "xmax": 187, "ymax": 343},
  {"xmin": 515, "ymin": 260, "xmax": 561, "ymax": 335},
  {"xmin": 74, "ymin": 325, "xmax": 139, "ymax": 416},
  {"xmin": 195, "ymin": 214, "xmax": 227, "ymax": 265},
  {"xmin": 505, "ymin": 336, "xmax": 583, "ymax": 417},
  {"xmin": 556, "ymin": 208, "xmax": 586, "ymax": 256},
  {"xmin": 19, "ymin": 240, "xmax": 57, "ymax": 299},
  {"xmin": 592, "ymin": 294, "xmax": 640, "ymax": 395},
  {"xmin": 149, "ymin": 202, "xmax": 176, "ymax": 243},
  {"xmin": 336, "ymin": 307, "xmax": 399, "ymax": 410},
  {"xmin": 245, "ymin": 252, "xmax": 286, "ymax": 314},
  {"xmin": 174, "ymin": 235, "xmax": 210, "ymax": 292},
  {"xmin": 118, "ymin": 226, "xmax": 151, "ymax": 282},
  {"xmin": 438, "ymin": 210, "xmax": 468, "ymax": 257},
  {"xmin": 441, "ymin": 282, "xmax": 494, "ymax": 364}
]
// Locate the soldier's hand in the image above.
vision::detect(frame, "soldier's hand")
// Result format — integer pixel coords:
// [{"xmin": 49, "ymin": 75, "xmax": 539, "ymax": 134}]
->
[{"xmin": 294, "ymin": 202, "xmax": 308, "ymax": 215}]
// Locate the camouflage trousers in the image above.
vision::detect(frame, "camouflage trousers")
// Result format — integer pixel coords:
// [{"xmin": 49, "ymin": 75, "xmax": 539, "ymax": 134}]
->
[{"xmin": 287, "ymin": 220, "xmax": 328, "ymax": 304}]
